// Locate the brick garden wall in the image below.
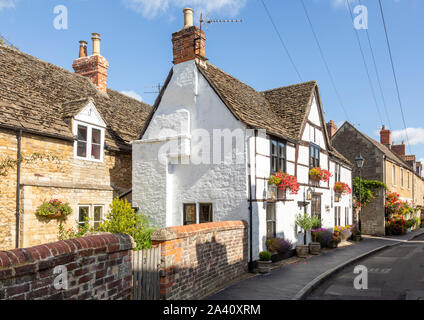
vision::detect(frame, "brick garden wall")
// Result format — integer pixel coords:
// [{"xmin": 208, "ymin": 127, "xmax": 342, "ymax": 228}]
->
[
  {"xmin": 0, "ymin": 233, "xmax": 134, "ymax": 300},
  {"xmin": 151, "ymin": 220, "xmax": 248, "ymax": 300}
]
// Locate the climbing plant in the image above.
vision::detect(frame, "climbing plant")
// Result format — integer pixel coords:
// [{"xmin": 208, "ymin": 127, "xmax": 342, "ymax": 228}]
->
[
  {"xmin": 353, "ymin": 177, "xmax": 387, "ymax": 208},
  {"xmin": 0, "ymin": 152, "xmax": 63, "ymax": 177}
]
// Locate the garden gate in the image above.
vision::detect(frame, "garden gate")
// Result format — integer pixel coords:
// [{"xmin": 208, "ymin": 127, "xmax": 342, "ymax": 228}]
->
[{"xmin": 132, "ymin": 247, "xmax": 161, "ymax": 300}]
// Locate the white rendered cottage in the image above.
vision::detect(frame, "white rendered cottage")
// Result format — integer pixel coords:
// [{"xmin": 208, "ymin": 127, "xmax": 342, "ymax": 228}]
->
[{"xmin": 132, "ymin": 9, "xmax": 353, "ymax": 262}]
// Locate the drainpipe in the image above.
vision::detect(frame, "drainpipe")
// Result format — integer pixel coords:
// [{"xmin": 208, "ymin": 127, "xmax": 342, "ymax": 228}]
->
[
  {"xmin": 15, "ymin": 129, "xmax": 22, "ymax": 248},
  {"xmin": 247, "ymin": 129, "xmax": 257, "ymax": 273}
]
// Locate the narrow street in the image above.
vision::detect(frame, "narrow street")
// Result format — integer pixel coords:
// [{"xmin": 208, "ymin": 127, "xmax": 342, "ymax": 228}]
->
[{"xmin": 307, "ymin": 234, "xmax": 424, "ymax": 300}]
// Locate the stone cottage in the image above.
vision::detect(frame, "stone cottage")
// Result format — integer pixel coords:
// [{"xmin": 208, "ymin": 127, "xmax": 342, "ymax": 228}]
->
[
  {"xmin": 331, "ymin": 122, "xmax": 422, "ymax": 235},
  {"xmin": 0, "ymin": 34, "xmax": 151, "ymax": 250},
  {"xmin": 132, "ymin": 9, "xmax": 353, "ymax": 262}
]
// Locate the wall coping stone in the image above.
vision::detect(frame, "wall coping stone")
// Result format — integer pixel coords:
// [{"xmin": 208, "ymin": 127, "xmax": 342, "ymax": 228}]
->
[
  {"xmin": 0, "ymin": 233, "xmax": 135, "ymax": 280},
  {"xmin": 151, "ymin": 220, "xmax": 248, "ymax": 241}
]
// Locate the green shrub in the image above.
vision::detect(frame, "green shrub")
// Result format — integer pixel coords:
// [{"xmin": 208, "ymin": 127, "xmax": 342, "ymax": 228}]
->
[
  {"xmin": 259, "ymin": 251, "xmax": 272, "ymax": 261},
  {"xmin": 98, "ymin": 198, "xmax": 156, "ymax": 250}
]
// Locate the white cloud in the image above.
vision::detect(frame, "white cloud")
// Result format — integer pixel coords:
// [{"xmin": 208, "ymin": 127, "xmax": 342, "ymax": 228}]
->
[
  {"xmin": 0, "ymin": 0, "xmax": 17, "ymax": 11},
  {"xmin": 123, "ymin": 0, "xmax": 247, "ymax": 19},
  {"xmin": 121, "ymin": 90, "xmax": 143, "ymax": 102},
  {"xmin": 391, "ymin": 128, "xmax": 424, "ymax": 146}
]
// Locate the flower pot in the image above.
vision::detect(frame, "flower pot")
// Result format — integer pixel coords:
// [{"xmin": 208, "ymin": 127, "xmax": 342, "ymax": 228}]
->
[
  {"xmin": 257, "ymin": 260, "xmax": 272, "ymax": 274},
  {"xmin": 309, "ymin": 242, "xmax": 321, "ymax": 255},
  {"xmin": 328, "ymin": 240, "xmax": 339, "ymax": 249},
  {"xmin": 340, "ymin": 230, "xmax": 352, "ymax": 241},
  {"xmin": 296, "ymin": 244, "xmax": 309, "ymax": 258},
  {"xmin": 352, "ymin": 235, "xmax": 361, "ymax": 242}
]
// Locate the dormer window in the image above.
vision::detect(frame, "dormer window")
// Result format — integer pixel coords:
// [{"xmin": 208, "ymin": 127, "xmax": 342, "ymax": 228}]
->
[
  {"xmin": 71, "ymin": 100, "xmax": 106, "ymax": 162},
  {"xmin": 75, "ymin": 123, "xmax": 104, "ymax": 161}
]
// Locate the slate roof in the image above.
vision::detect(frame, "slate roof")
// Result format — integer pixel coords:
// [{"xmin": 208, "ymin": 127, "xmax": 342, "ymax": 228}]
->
[
  {"xmin": 0, "ymin": 44, "xmax": 152, "ymax": 151},
  {"xmin": 197, "ymin": 62, "xmax": 352, "ymax": 166}
]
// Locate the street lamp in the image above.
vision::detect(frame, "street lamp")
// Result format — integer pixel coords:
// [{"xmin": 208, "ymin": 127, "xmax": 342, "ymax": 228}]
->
[{"xmin": 355, "ymin": 154, "xmax": 365, "ymax": 231}]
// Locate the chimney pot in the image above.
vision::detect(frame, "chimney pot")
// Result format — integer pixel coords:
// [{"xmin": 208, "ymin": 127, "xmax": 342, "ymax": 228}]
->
[
  {"xmin": 92, "ymin": 33, "xmax": 101, "ymax": 56},
  {"xmin": 183, "ymin": 8, "xmax": 194, "ymax": 28},
  {"xmin": 78, "ymin": 40, "xmax": 88, "ymax": 58}
]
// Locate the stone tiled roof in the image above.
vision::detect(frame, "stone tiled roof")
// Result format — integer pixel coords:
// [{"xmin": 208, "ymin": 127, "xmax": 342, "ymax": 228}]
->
[
  {"xmin": 197, "ymin": 62, "xmax": 351, "ymax": 166},
  {"xmin": 341, "ymin": 122, "xmax": 411, "ymax": 170},
  {"xmin": 0, "ymin": 44, "xmax": 152, "ymax": 151}
]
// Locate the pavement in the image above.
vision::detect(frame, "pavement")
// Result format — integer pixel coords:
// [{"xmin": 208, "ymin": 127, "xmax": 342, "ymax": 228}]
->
[{"xmin": 206, "ymin": 228, "xmax": 424, "ymax": 300}]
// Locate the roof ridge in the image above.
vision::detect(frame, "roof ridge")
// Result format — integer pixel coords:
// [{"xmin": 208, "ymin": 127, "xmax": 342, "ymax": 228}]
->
[
  {"xmin": 343, "ymin": 122, "xmax": 412, "ymax": 168},
  {"xmin": 261, "ymin": 80, "xmax": 317, "ymax": 93}
]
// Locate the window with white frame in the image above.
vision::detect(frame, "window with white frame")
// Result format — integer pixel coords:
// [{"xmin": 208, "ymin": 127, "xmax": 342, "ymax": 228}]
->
[
  {"xmin": 74, "ymin": 122, "xmax": 104, "ymax": 162},
  {"xmin": 78, "ymin": 205, "xmax": 104, "ymax": 229},
  {"xmin": 392, "ymin": 165, "xmax": 396, "ymax": 186},
  {"xmin": 401, "ymin": 168, "xmax": 404, "ymax": 188}
]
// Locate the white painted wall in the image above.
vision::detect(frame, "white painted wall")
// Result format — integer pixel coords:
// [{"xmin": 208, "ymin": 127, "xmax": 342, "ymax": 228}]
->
[{"xmin": 132, "ymin": 62, "xmax": 353, "ymax": 261}]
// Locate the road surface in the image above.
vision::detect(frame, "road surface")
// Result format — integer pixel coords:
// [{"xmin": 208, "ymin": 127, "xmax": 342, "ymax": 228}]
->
[{"xmin": 307, "ymin": 234, "xmax": 424, "ymax": 300}]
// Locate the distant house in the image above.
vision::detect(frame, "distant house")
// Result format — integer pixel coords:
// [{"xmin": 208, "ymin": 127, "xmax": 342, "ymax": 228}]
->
[
  {"xmin": 132, "ymin": 9, "xmax": 353, "ymax": 261},
  {"xmin": 0, "ymin": 35, "xmax": 151, "ymax": 250},
  {"xmin": 331, "ymin": 122, "xmax": 424, "ymax": 235}
]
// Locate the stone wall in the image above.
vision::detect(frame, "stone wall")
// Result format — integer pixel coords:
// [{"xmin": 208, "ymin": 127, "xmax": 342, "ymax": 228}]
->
[
  {"xmin": 0, "ymin": 233, "xmax": 134, "ymax": 300},
  {"xmin": 151, "ymin": 220, "xmax": 248, "ymax": 300},
  {"xmin": 331, "ymin": 124, "xmax": 386, "ymax": 235},
  {"xmin": 0, "ymin": 127, "xmax": 132, "ymax": 250}
]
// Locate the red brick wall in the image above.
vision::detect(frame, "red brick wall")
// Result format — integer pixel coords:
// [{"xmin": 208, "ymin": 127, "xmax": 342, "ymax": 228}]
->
[
  {"xmin": 151, "ymin": 221, "xmax": 248, "ymax": 300},
  {"xmin": 0, "ymin": 234, "xmax": 134, "ymax": 300}
]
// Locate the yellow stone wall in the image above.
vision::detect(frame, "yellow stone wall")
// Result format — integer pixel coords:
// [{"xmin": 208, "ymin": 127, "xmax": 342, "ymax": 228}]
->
[
  {"xmin": 0, "ymin": 128, "xmax": 132, "ymax": 250},
  {"xmin": 385, "ymin": 160, "xmax": 413, "ymax": 202}
]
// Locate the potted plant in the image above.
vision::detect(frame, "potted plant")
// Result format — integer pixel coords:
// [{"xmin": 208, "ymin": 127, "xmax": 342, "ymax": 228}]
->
[
  {"xmin": 334, "ymin": 182, "xmax": 352, "ymax": 199},
  {"xmin": 36, "ymin": 199, "xmax": 72, "ymax": 220},
  {"xmin": 295, "ymin": 213, "xmax": 315, "ymax": 258},
  {"xmin": 266, "ymin": 238, "xmax": 293, "ymax": 262},
  {"xmin": 268, "ymin": 171, "xmax": 300, "ymax": 197},
  {"xmin": 329, "ymin": 233, "xmax": 341, "ymax": 248},
  {"xmin": 257, "ymin": 251, "xmax": 272, "ymax": 274},
  {"xmin": 352, "ymin": 230, "xmax": 362, "ymax": 242},
  {"xmin": 310, "ymin": 227, "xmax": 327, "ymax": 255},
  {"xmin": 309, "ymin": 167, "xmax": 332, "ymax": 183}
]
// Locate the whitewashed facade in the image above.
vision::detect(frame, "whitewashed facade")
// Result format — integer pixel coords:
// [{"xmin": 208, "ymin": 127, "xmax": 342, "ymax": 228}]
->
[{"xmin": 132, "ymin": 60, "xmax": 353, "ymax": 261}]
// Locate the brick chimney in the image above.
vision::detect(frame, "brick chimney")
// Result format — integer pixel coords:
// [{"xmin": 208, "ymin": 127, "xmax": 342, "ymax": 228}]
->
[
  {"xmin": 380, "ymin": 125, "xmax": 391, "ymax": 147},
  {"xmin": 326, "ymin": 120, "xmax": 338, "ymax": 139},
  {"xmin": 72, "ymin": 33, "xmax": 109, "ymax": 93},
  {"xmin": 391, "ymin": 141, "xmax": 406, "ymax": 157},
  {"xmin": 172, "ymin": 8, "xmax": 207, "ymax": 65}
]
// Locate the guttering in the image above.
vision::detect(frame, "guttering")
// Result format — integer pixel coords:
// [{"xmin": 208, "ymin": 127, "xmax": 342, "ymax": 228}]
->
[
  {"xmin": 247, "ymin": 129, "xmax": 256, "ymax": 272},
  {"xmin": 15, "ymin": 129, "xmax": 22, "ymax": 249}
]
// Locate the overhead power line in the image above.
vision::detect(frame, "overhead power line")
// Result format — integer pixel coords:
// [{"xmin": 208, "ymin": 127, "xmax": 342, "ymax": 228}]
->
[
  {"xmin": 346, "ymin": 0, "xmax": 384, "ymax": 127},
  {"xmin": 358, "ymin": 0, "xmax": 392, "ymax": 130},
  {"xmin": 299, "ymin": 0, "xmax": 350, "ymax": 122},
  {"xmin": 377, "ymin": 0, "xmax": 412, "ymax": 154},
  {"xmin": 260, "ymin": 0, "xmax": 303, "ymax": 82}
]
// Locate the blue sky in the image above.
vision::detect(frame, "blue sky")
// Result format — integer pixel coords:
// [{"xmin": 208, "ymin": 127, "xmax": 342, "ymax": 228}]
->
[{"xmin": 1, "ymin": 0, "xmax": 423, "ymax": 163}]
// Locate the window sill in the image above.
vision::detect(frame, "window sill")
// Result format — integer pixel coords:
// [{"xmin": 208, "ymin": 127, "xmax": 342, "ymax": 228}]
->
[{"xmin": 74, "ymin": 156, "xmax": 104, "ymax": 163}]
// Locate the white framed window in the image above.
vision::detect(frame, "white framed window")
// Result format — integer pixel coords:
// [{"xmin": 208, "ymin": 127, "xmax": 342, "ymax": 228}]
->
[
  {"xmin": 401, "ymin": 168, "xmax": 404, "ymax": 188},
  {"xmin": 93, "ymin": 205, "xmax": 104, "ymax": 230},
  {"xmin": 78, "ymin": 204, "xmax": 104, "ymax": 229},
  {"xmin": 392, "ymin": 165, "xmax": 396, "ymax": 186},
  {"xmin": 74, "ymin": 121, "xmax": 105, "ymax": 162},
  {"xmin": 183, "ymin": 203, "xmax": 213, "ymax": 225},
  {"xmin": 78, "ymin": 205, "xmax": 90, "ymax": 227}
]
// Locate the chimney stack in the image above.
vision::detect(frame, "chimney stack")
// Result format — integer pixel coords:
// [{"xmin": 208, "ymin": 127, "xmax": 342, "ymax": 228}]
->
[
  {"xmin": 72, "ymin": 33, "xmax": 109, "ymax": 93},
  {"xmin": 326, "ymin": 120, "xmax": 338, "ymax": 139},
  {"xmin": 380, "ymin": 125, "xmax": 391, "ymax": 147},
  {"xmin": 391, "ymin": 141, "xmax": 406, "ymax": 157},
  {"xmin": 172, "ymin": 8, "xmax": 207, "ymax": 65}
]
